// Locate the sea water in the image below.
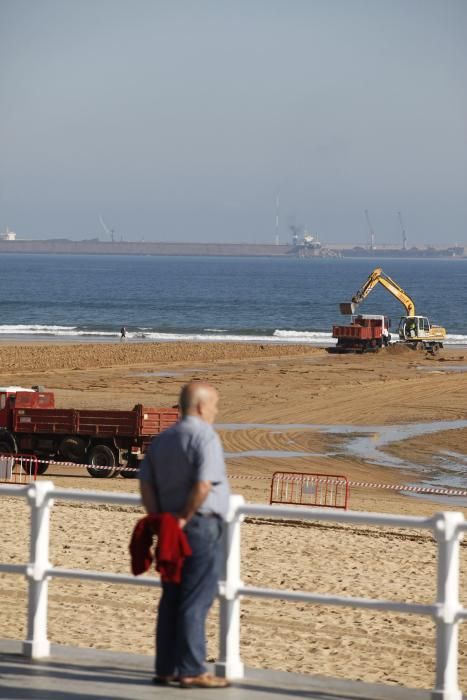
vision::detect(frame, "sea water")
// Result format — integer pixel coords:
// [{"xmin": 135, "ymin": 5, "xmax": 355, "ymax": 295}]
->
[{"xmin": 0, "ymin": 254, "xmax": 465, "ymax": 344}]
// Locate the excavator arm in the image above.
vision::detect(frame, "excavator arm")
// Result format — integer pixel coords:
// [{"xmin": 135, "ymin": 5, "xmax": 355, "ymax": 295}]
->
[{"xmin": 340, "ymin": 267, "xmax": 416, "ymax": 316}]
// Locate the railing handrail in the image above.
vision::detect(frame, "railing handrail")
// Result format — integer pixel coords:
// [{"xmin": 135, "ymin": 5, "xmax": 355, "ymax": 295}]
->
[
  {"xmin": 0, "ymin": 481, "xmax": 465, "ymax": 700},
  {"xmin": 237, "ymin": 501, "xmax": 439, "ymax": 529}
]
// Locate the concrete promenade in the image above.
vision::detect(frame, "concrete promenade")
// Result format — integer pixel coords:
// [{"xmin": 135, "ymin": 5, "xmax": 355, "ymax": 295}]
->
[{"xmin": 0, "ymin": 639, "xmax": 446, "ymax": 700}]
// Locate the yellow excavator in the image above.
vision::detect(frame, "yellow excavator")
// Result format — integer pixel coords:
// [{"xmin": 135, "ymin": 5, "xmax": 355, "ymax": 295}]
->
[{"xmin": 340, "ymin": 267, "xmax": 446, "ymax": 353}]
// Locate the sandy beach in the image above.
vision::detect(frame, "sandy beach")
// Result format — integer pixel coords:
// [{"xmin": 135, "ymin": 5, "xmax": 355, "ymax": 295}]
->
[{"xmin": 1, "ymin": 341, "xmax": 466, "ymax": 690}]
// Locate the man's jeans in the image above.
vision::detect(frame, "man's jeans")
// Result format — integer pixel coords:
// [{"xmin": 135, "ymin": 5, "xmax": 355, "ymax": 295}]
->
[{"xmin": 155, "ymin": 514, "xmax": 223, "ymax": 677}]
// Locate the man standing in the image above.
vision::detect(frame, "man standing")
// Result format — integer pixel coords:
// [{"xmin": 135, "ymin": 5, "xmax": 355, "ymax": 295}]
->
[{"xmin": 139, "ymin": 382, "xmax": 231, "ymax": 689}]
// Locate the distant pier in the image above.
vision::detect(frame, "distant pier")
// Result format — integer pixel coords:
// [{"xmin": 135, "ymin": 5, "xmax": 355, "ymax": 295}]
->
[{"xmin": 0, "ymin": 239, "xmax": 464, "ymax": 258}]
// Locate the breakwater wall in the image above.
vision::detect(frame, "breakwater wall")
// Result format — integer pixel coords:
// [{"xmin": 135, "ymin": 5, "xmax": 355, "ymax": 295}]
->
[{"xmin": 0, "ymin": 240, "xmax": 296, "ymax": 257}]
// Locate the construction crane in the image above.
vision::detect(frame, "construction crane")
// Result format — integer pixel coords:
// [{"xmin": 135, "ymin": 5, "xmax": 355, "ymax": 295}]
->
[
  {"xmin": 398, "ymin": 211, "xmax": 407, "ymax": 250},
  {"xmin": 364, "ymin": 210, "xmax": 375, "ymax": 250},
  {"xmin": 98, "ymin": 215, "xmax": 115, "ymax": 243}
]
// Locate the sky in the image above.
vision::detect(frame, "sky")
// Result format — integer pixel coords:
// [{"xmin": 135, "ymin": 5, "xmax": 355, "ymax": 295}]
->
[{"xmin": 0, "ymin": 0, "xmax": 466, "ymax": 246}]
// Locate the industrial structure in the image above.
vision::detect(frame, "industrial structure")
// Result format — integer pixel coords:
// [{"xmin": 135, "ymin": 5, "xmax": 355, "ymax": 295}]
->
[{"xmin": 0, "ymin": 227, "xmax": 16, "ymax": 241}]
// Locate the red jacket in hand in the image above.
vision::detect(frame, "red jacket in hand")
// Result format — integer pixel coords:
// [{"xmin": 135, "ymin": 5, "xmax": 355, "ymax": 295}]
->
[{"xmin": 129, "ymin": 513, "xmax": 192, "ymax": 583}]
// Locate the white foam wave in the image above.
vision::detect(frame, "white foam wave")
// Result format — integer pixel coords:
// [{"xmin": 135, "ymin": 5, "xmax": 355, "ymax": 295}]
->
[
  {"xmin": 133, "ymin": 331, "xmax": 330, "ymax": 344},
  {"xmin": 0, "ymin": 324, "xmax": 77, "ymax": 334},
  {"xmin": 445, "ymin": 334, "xmax": 467, "ymax": 345},
  {"xmin": 273, "ymin": 330, "xmax": 331, "ymax": 341},
  {"xmin": 0, "ymin": 325, "xmax": 116, "ymax": 337}
]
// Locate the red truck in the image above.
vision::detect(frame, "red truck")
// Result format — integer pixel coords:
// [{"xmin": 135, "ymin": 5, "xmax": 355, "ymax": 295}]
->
[
  {"xmin": 331, "ymin": 314, "xmax": 391, "ymax": 353},
  {"xmin": 0, "ymin": 386, "xmax": 179, "ymax": 478}
]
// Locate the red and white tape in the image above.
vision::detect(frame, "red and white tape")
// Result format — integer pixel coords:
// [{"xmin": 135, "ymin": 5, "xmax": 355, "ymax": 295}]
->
[
  {"xmin": 347, "ymin": 481, "xmax": 467, "ymax": 498},
  {"xmin": 15, "ymin": 458, "xmax": 467, "ymax": 498},
  {"xmin": 38, "ymin": 458, "xmax": 137, "ymax": 473},
  {"xmin": 229, "ymin": 473, "xmax": 467, "ymax": 498}
]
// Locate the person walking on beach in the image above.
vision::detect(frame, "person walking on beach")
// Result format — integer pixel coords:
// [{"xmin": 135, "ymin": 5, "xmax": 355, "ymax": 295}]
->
[
  {"xmin": 120, "ymin": 326, "xmax": 127, "ymax": 341},
  {"xmin": 139, "ymin": 381, "xmax": 231, "ymax": 689}
]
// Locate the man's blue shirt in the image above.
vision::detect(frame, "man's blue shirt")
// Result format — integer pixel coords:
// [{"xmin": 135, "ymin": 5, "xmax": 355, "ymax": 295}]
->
[{"xmin": 139, "ymin": 415, "xmax": 230, "ymax": 518}]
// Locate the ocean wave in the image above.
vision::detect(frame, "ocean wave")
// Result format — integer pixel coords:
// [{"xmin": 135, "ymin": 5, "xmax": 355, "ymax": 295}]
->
[
  {"xmin": 0, "ymin": 324, "xmax": 78, "ymax": 334},
  {"xmin": 445, "ymin": 334, "xmax": 467, "ymax": 344},
  {"xmin": 132, "ymin": 331, "xmax": 331, "ymax": 344},
  {"xmin": 273, "ymin": 329, "xmax": 331, "ymax": 341},
  {"xmin": 0, "ymin": 325, "xmax": 116, "ymax": 337}
]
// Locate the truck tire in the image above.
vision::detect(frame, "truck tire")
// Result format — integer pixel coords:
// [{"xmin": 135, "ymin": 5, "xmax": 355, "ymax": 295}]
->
[
  {"xmin": 87, "ymin": 444, "xmax": 117, "ymax": 478},
  {"xmin": 59, "ymin": 436, "xmax": 87, "ymax": 463},
  {"xmin": 120, "ymin": 464, "xmax": 138, "ymax": 479},
  {"xmin": 31, "ymin": 460, "xmax": 49, "ymax": 476},
  {"xmin": 0, "ymin": 440, "xmax": 15, "ymax": 456},
  {"xmin": 0, "ymin": 431, "xmax": 17, "ymax": 456},
  {"xmin": 17, "ymin": 458, "xmax": 48, "ymax": 476}
]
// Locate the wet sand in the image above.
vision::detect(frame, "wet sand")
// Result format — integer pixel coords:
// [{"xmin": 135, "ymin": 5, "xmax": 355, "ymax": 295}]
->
[{"xmin": 1, "ymin": 341, "xmax": 466, "ymax": 690}]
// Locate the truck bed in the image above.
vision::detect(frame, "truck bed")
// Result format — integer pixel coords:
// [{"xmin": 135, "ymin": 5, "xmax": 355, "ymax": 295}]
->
[
  {"xmin": 332, "ymin": 325, "xmax": 383, "ymax": 340},
  {"xmin": 12, "ymin": 405, "xmax": 179, "ymax": 438}
]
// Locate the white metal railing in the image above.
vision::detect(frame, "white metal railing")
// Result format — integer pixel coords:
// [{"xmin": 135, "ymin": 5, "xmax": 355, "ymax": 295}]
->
[{"xmin": 0, "ymin": 482, "xmax": 465, "ymax": 700}]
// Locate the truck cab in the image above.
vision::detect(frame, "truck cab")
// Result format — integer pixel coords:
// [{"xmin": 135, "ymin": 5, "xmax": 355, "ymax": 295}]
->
[{"xmin": 0, "ymin": 387, "xmax": 55, "ymax": 430}]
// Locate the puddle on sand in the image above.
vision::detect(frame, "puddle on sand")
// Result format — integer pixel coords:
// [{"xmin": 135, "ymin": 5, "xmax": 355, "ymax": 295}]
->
[
  {"xmin": 329, "ymin": 420, "xmax": 467, "ymax": 468},
  {"xmin": 217, "ymin": 420, "xmax": 467, "ymax": 462},
  {"xmin": 218, "ymin": 419, "xmax": 467, "ymax": 495}
]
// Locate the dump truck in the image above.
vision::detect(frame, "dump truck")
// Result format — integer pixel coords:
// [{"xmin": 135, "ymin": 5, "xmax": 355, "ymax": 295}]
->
[
  {"xmin": 0, "ymin": 386, "xmax": 179, "ymax": 478},
  {"xmin": 338, "ymin": 268, "xmax": 446, "ymax": 354},
  {"xmin": 332, "ymin": 314, "xmax": 391, "ymax": 352}
]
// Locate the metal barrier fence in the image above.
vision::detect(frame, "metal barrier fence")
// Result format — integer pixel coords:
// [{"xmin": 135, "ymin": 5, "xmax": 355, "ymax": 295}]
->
[
  {"xmin": 0, "ymin": 481, "xmax": 465, "ymax": 700},
  {"xmin": 269, "ymin": 471, "xmax": 349, "ymax": 508},
  {"xmin": 0, "ymin": 454, "xmax": 38, "ymax": 483}
]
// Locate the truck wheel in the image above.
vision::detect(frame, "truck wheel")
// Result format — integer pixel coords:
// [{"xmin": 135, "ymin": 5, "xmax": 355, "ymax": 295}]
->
[
  {"xmin": 87, "ymin": 444, "xmax": 117, "ymax": 478},
  {"xmin": 120, "ymin": 464, "xmax": 138, "ymax": 479},
  {"xmin": 59, "ymin": 436, "xmax": 87, "ymax": 463},
  {"xmin": 0, "ymin": 440, "xmax": 14, "ymax": 456},
  {"xmin": 32, "ymin": 460, "xmax": 49, "ymax": 475},
  {"xmin": 17, "ymin": 459, "xmax": 48, "ymax": 476},
  {"xmin": 0, "ymin": 430, "xmax": 17, "ymax": 455}
]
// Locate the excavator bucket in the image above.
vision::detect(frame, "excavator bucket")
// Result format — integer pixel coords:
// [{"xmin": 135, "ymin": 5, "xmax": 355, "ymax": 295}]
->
[{"xmin": 340, "ymin": 302, "xmax": 358, "ymax": 315}]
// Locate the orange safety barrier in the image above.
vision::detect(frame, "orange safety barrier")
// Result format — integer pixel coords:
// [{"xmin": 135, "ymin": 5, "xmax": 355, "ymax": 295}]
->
[
  {"xmin": 0, "ymin": 453, "xmax": 39, "ymax": 484},
  {"xmin": 270, "ymin": 471, "xmax": 349, "ymax": 509}
]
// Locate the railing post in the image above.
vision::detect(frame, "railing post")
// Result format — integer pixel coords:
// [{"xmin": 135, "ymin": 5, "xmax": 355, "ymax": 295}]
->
[
  {"xmin": 432, "ymin": 511, "xmax": 464, "ymax": 700},
  {"xmin": 215, "ymin": 494, "xmax": 245, "ymax": 679},
  {"xmin": 23, "ymin": 481, "xmax": 54, "ymax": 658}
]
